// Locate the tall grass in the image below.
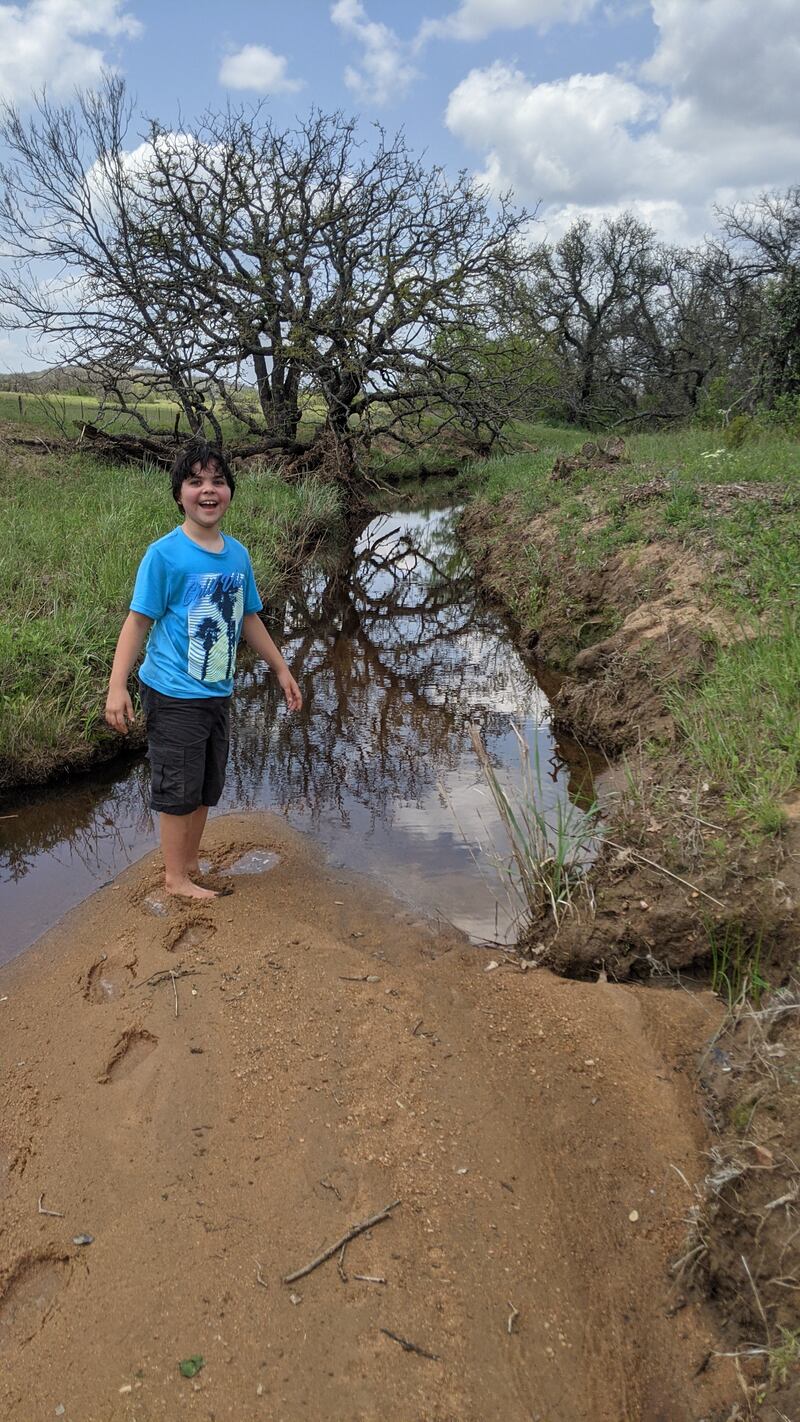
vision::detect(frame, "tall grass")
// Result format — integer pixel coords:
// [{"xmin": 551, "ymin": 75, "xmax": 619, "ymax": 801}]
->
[
  {"xmin": 468, "ymin": 721, "xmax": 601, "ymax": 929},
  {"xmin": 0, "ymin": 450, "xmax": 339, "ymax": 783}
]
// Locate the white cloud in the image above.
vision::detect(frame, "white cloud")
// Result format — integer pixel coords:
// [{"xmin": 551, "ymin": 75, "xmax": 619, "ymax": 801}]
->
[
  {"xmin": 330, "ymin": 0, "xmax": 417, "ymax": 105},
  {"xmin": 445, "ymin": 0, "xmax": 800, "ymax": 241},
  {"xmin": 0, "ymin": 0, "xmax": 141, "ymax": 99},
  {"xmin": 419, "ymin": 0, "xmax": 598, "ymax": 43},
  {"xmin": 218, "ymin": 43, "xmax": 303, "ymax": 95}
]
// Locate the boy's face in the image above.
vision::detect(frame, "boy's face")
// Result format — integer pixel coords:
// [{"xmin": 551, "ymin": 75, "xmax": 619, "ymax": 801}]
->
[{"xmin": 180, "ymin": 460, "xmax": 232, "ymax": 530}]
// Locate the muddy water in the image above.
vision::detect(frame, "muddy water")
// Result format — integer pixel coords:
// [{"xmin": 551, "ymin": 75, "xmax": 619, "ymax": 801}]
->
[{"xmin": 0, "ymin": 507, "xmax": 596, "ymax": 964}]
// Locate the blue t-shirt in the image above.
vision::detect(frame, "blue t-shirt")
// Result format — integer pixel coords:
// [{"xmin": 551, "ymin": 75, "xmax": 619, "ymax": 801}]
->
[{"xmin": 131, "ymin": 527, "xmax": 263, "ymax": 699}]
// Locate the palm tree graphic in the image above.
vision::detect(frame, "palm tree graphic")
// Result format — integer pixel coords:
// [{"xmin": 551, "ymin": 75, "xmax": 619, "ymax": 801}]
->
[
  {"xmin": 209, "ymin": 577, "xmax": 240, "ymax": 678},
  {"xmin": 196, "ymin": 615, "xmax": 221, "ymax": 680}
]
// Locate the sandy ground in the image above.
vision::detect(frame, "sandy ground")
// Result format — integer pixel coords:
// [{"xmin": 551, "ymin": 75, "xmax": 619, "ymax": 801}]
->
[{"xmin": 0, "ymin": 813, "xmax": 737, "ymax": 1422}]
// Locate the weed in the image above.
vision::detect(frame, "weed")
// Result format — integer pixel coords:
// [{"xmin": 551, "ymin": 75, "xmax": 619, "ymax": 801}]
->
[
  {"xmin": 768, "ymin": 1327, "xmax": 800, "ymax": 1386},
  {"xmin": 467, "ymin": 720, "xmax": 601, "ymax": 929},
  {"xmin": 706, "ymin": 920, "xmax": 768, "ymax": 1008}
]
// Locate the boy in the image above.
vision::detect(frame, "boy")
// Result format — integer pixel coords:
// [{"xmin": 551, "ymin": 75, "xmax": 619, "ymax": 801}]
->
[{"xmin": 105, "ymin": 439, "xmax": 302, "ymax": 900}]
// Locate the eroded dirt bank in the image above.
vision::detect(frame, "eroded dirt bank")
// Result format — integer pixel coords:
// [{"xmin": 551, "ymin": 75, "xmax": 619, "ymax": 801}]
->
[
  {"xmin": 461, "ymin": 479, "xmax": 800, "ymax": 1416},
  {"xmin": 0, "ymin": 814, "xmax": 736, "ymax": 1421}
]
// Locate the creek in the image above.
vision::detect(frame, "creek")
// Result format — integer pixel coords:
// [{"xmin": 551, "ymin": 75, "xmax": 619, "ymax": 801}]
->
[{"xmin": 0, "ymin": 506, "xmax": 597, "ymax": 965}]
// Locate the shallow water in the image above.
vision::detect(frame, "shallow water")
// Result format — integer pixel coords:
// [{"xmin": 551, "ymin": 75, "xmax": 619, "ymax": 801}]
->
[{"xmin": 0, "ymin": 507, "xmax": 598, "ymax": 964}]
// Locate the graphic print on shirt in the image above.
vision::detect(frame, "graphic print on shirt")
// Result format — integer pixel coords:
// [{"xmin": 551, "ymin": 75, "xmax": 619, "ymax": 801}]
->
[{"xmin": 185, "ymin": 571, "xmax": 245, "ymax": 683}]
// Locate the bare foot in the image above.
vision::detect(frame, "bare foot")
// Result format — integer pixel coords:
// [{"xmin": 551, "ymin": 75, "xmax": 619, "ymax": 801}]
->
[{"xmin": 165, "ymin": 877, "xmax": 218, "ymax": 900}]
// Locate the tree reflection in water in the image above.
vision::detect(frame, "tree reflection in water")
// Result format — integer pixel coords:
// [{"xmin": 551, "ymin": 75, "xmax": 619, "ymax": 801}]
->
[{"xmin": 1, "ymin": 508, "xmax": 596, "ymax": 960}]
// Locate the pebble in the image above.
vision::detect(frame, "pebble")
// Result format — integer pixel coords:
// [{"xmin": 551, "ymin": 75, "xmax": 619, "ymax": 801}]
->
[{"xmin": 628, "ymin": 1210, "xmax": 639, "ymax": 1223}]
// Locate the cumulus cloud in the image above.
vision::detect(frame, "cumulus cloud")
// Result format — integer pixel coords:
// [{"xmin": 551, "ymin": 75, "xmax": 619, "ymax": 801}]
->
[
  {"xmin": 219, "ymin": 43, "xmax": 303, "ymax": 95},
  {"xmin": 0, "ymin": 0, "xmax": 141, "ymax": 100},
  {"xmin": 418, "ymin": 0, "xmax": 598, "ymax": 43},
  {"xmin": 330, "ymin": 0, "xmax": 417, "ymax": 104},
  {"xmin": 445, "ymin": 0, "xmax": 800, "ymax": 240}
]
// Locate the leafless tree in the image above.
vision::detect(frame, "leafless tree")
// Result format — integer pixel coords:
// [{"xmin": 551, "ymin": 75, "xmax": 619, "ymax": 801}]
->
[{"xmin": 0, "ymin": 76, "xmax": 534, "ymax": 483}]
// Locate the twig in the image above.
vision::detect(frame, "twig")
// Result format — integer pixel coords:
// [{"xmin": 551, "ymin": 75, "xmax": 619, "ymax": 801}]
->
[
  {"xmin": 507, "ymin": 1301, "xmax": 519, "ymax": 1335},
  {"xmin": 255, "ymin": 1260, "xmax": 268, "ymax": 1289},
  {"xmin": 135, "ymin": 967, "xmax": 199, "ymax": 988},
  {"xmin": 353, "ymin": 1274, "xmax": 386, "ymax": 1284},
  {"xmin": 283, "ymin": 1199, "xmax": 400, "ymax": 1284},
  {"xmin": 320, "ymin": 1177, "xmax": 342, "ymax": 1200},
  {"xmin": 337, "ymin": 1242, "xmax": 348, "ymax": 1283},
  {"xmin": 380, "ymin": 1328, "xmax": 440, "ymax": 1362},
  {"xmin": 37, "ymin": 1193, "xmax": 64, "ymax": 1218},
  {"xmin": 742, "ymin": 1254, "xmax": 771, "ymax": 1344},
  {"xmin": 603, "ymin": 838, "xmax": 726, "ymax": 908},
  {"xmin": 170, "ymin": 969, "xmax": 178, "ymax": 1019}
]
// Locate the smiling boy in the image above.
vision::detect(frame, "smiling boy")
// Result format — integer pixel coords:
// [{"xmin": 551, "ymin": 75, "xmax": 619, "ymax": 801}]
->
[{"xmin": 105, "ymin": 439, "xmax": 301, "ymax": 899}]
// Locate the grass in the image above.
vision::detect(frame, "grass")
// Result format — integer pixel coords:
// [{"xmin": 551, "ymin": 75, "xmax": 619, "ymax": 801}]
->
[
  {"xmin": 768, "ymin": 1328, "xmax": 800, "ymax": 1387},
  {"xmin": 462, "ymin": 422, "xmax": 800, "ymax": 829},
  {"xmin": 0, "ymin": 389, "xmax": 328, "ymax": 444},
  {"xmin": 467, "ymin": 720, "xmax": 601, "ymax": 931},
  {"xmin": 705, "ymin": 919, "xmax": 769, "ymax": 1008},
  {"xmin": 0, "ymin": 447, "xmax": 340, "ymax": 784}
]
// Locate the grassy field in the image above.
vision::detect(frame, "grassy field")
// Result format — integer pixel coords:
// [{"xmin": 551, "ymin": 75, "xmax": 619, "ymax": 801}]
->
[
  {"xmin": 463, "ymin": 423, "xmax": 800, "ymax": 829},
  {"xmin": 0, "ymin": 390, "xmax": 328, "ymax": 444},
  {"xmin": 0, "ymin": 446, "xmax": 339, "ymax": 785}
]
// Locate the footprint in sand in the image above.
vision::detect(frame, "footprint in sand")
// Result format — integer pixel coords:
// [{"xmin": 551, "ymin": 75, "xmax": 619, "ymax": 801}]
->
[
  {"xmin": 167, "ymin": 917, "xmax": 216, "ymax": 954},
  {"xmin": 0, "ymin": 1253, "xmax": 70, "ymax": 1350},
  {"xmin": 228, "ymin": 849, "xmax": 280, "ymax": 876},
  {"xmin": 99, "ymin": 1028, "xmax": 158, "ymax": 1084},
  {"xmin": 84, "ymin": 957, "xmax": 136, "ymax": 1004}
]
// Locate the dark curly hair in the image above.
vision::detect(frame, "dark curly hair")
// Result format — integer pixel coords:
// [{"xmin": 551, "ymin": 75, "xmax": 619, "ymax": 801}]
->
[{"xmin": 170, "ymin": 439, "xmax": 236, "ymax": 510}]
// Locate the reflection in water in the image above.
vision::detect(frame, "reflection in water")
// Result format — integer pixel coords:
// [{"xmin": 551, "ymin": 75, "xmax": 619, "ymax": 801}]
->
[{"xmin": 0, "ymin": 508, "xmax": 597, "ymax": 963}]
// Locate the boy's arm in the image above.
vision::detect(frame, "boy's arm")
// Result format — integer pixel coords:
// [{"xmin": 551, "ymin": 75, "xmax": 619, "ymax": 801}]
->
[
  {"xmin": 241, "ymin": 612, "xmax": 302, "ymax": 711},
  {"xmin": 105, "ymin": 611, "xmax": 153, "ymax": 734}
]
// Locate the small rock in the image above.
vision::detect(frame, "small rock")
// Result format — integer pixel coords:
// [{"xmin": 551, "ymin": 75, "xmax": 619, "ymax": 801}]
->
[
  {"xmin": 456, "ymin": 1167, "xmax": 468, "ymax": 1175},
  {"xmin": 72, "ymin": 1234, "xmax": 93, "ymax": 1246},
  {"xmin": 484, "ymin": 960, "xmax": 499, "ymax": 972},
  {"xmin": 628, "ymin": 1210, "xmax": 639, "ymax": 1223},
  {"xmin": 289, "ymin": 1292, "xmax": 302, "ymax": 1305},
  {"xmin": 119, "ymin": 1384, "xmax": 132, "ymax": 1394},
  {"xmin": 55, "ymin": 1408, "xmax": 65, "ymax": 1418}
]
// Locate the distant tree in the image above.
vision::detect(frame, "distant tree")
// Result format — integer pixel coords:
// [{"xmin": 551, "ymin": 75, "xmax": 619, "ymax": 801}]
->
[
  {"xmin": 0, "ymin": 77, "xmax": 533, "ymax": 484},
  {"xmin": 718, "ymin": 188, "xmax": 800, "ymax": 407},
  {"xmin": 517, "ymin": 214, "xmax": 666, "ymax": 424}
]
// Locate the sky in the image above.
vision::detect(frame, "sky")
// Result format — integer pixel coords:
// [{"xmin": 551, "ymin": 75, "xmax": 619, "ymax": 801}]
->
[{"xmin": 0, "ymin": 0, "xmax": 798, "ymax": 369}]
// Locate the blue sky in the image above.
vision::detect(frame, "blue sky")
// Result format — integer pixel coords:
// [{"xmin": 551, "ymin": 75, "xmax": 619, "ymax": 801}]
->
[{"xmin": 0, "ymin": 0, "xmax": 798, "ymax": 368}]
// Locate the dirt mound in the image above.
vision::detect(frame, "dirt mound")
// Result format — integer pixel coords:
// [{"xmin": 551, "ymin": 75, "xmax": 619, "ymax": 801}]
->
[
  {"xmin": 0, "ymin": 812, "xmax": 737, "ymax": 1421},
  {"xmin": 461, "ymin": 471, "xmax": 800, "ymax": 1416}
]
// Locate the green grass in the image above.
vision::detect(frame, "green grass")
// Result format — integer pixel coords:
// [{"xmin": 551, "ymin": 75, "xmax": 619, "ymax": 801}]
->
[
  {"xmin": 467, "ymin": 721, "xmax": 601, "ymax": 931},
  {"xmin": 705, "ymin": 919, "xmax": 768, "ymax": 1007},
  {"xmin": 0, "ymin": 449, "xmax": 339, "ymax": 783},
  {"xmin": 462, "ymin": 422, "xmax": 800, "ymax": 828},
  {"xmin": 0, "ymin": 389, "xmax": 328, "ymax": 444}
]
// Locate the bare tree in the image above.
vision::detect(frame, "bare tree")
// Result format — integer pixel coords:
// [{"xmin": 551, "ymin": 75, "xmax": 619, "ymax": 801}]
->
[
  {"xmin": 517, "ymin": 214, "xmax": 666, "ymax": 424},
  {"xmin": 717, "ymin": 188, "xmax": 800, "ymax": 405},
  {"xmin": 0, "ymin": 77, "xmax": 533, "ymax": 483}
]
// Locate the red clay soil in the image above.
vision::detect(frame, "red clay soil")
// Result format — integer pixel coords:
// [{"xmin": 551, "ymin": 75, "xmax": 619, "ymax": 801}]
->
[{"xmin": 0, "ymin": 813, "xmax": 738, "ymax": 1422}]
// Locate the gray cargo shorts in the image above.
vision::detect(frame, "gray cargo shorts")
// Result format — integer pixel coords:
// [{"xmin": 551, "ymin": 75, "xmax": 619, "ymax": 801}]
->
[{"xmin": 140, "ymin": 683, "xmax": 230, "ymax": 816}]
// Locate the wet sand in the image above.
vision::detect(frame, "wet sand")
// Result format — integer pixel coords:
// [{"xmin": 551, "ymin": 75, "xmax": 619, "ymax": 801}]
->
[{"xmin": 0, "ymin": 813, "xmax": 734, "ymax": 1421}]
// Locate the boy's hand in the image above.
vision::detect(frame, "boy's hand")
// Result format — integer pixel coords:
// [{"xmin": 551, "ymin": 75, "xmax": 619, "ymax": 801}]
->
[
  {"xmin": 278, "ymin": 668, "xmax": 302, "ymax": 712},
  {"xmin": 105, "ymin": 687, "xmax": 136, "ymax": 735}
]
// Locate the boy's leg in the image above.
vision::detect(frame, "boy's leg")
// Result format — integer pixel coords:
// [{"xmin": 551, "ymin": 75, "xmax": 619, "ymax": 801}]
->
[
  {"xmin": 185, "ymin": 805, "xmax": 209, "ymax": 877},
  {"xmin": 160, "ymin": 810, "xmax": 217, "ymax": 899}
]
